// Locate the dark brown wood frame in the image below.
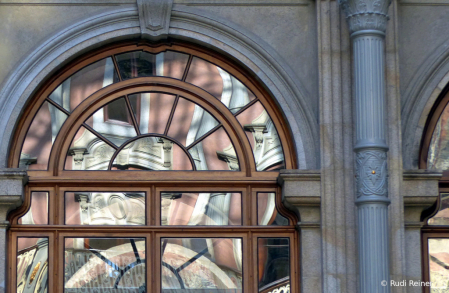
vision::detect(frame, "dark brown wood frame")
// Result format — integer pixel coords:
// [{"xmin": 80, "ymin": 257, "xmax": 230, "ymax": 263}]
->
[{"xmin": 7, "ymin": 41, "xmax": 300, "ymax": 293}]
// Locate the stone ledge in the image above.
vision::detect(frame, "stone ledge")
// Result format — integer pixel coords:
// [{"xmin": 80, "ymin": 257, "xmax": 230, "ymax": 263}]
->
[
  {"xmin": 402, "ymin": 169, "xmax": 442, "ymax": 198},
  {"xmin": 0, "ymin": 169, "xmax": 28, "ymax": 224},
  {"xmin": 403, "ymin": 169, "xmax": 442, "ymax": 227},
  {"xmin": 278, "ymin": 170, "xmax": 321, "ymax": 227}
]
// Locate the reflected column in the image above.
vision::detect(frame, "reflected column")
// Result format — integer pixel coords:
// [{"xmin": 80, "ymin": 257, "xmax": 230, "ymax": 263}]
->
[{"xmin": 338, "ymin": 0, "xmax": 392, "ymax": 292}]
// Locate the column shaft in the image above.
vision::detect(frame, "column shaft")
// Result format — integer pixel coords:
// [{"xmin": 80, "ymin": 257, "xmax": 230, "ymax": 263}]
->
[
  {"xmin": 353, "ymin": 30, "xmax": 391, "ymax": 293},
  {"xmin": 338, "ymin": 0, "xmax": 392, "ymax": 290}
]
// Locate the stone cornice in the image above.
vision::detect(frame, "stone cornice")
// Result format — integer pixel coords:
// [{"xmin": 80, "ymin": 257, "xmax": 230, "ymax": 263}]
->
[
  {"xmin": 278, "ymin": 170, "xmax": 321, "ymax": 226},
  {"xmin": 338, "ymin": 0, "xmax": 391, "ymax": 35},
  {"xmin": 0, "ymin": 168, "xmax": 27, "ymax": 224}
]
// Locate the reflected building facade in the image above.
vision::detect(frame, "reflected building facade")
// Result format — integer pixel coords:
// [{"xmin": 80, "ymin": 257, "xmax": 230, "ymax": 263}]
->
[{"xmin": 2, "ymin": 1, "xmax": 449, "ymax": 293}]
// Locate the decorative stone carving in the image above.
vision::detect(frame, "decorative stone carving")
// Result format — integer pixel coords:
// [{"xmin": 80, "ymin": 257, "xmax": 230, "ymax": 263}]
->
[
  {"xmin": 355, "ymin": 150, "xmax": 388, "ymax": 197},
  {"xmin": 74, "ymin": 193, "xmax": 145, "ymax": 226},
  {"xmin": 268, "ymin": 284, "xmax": 290, "ymax": 293},
  {"xmin": 217, "ymin": 144, "xmax": 239, "ymax": 171},
  {"xmin": 19, "ymin": 153, "xmax": 37, "ymax": 169},
  {"xmin": 162, "ymin": 139, "xmax": 173, "ymax": 168},
  {"xmin": 68, "ymin": 148, "xmax": 88, "ymax": 169},
  {"xmin": 338, "ymin": 0, "xmax": 391, "ymax": 34},
  {"xmin": 137, "ymin": 0, "xmax": 174, "ymax": 40}
]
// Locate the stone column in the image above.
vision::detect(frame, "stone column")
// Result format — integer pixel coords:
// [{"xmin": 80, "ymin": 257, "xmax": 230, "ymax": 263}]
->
[
  {"xmin": 0, "ymin": 169, "xmax": 27, "ymax": 293},
  {"xmin": 338, "ymin": 0, "xmax": 392, "ymax": 292}
]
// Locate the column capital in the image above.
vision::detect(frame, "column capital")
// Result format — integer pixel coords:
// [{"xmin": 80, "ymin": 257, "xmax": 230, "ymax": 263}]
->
[{"xmin": 338, "ymin": 0, "xmax": 391, "ymax": 35}]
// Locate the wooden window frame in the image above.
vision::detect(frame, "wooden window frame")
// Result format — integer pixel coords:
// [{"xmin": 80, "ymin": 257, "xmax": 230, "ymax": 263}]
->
[{"xmin": 8, "ymin": 41, "xmax": 300, "ymax": 293}]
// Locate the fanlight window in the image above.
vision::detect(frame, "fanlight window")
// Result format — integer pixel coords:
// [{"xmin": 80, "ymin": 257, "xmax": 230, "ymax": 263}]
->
[
  {"xmin": 17, "ymin": 47, "xmax": 285, "ymax": 172},
  {"xmin": 9, "ymin": 43, "xmax": 298, "ymax": 293}
]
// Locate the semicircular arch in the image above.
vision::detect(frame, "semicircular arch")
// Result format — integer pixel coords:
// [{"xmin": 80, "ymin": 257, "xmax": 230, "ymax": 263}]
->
[{"xmin": 0, "ymin": 5, "xmax": 317, "ymax": 170}]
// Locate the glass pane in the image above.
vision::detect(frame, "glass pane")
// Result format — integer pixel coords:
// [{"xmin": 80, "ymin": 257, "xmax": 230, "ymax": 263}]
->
[
  {"xmin": 19, "ymin": 192, "xmax": 48, "ymax": 225},
  {"xmin": 236, "ymin": 101, "xmax": 285, "ymax": 171},
  {"xmin": 188, "ymin": 127, "xmax": 239, "ymax": 171},
  {"xmin": 257, "ymin": 193, "xmax": 289, "ymax": 226},
  {"xmin": 112, "ymin": 137, "xmax": 193, "ymax": 171},
  {"xmin": 428, "ymin": 101, "xmax": 449, "ymax": 169},
  {"xmin": 428, "ymin": 238, "xmax": 449, "ymax": 291},
  {"xmin": 258, "ymin": 238, "xmax": 290, "ymax": 292},
  {"xmin": 20, "ymin": 101, "xmax": 68, "ymax": 170},
  {"xmin": 85, "ymin": 98, "xmax": 137, "ymax": 147},
  {"xmin": 167, "ymin": 97, "xmax": 219, "ymax": 147},
  {"xmin": 185, "ymin": 57, "xmax": 256, "ymax": 113},
  {"xmin": 161, "ymin": 238, "xmax": 242, "ymax": 291},
  {"xmin": 49, "ymin": 57, "xmax": 118, "ymax": 112},
  {"xmin": 65, "ymin": 192, "xmax": 145, "ymax": 225},
  {"xmin": 161, "ymin": 192, "xmax": 241, "ymax": 225},
  {"xmin": 428, "ymin": 193, "xmax": 449, "ymax": 225},
  {"xmin": 128, "ymin": 92, "xmax": 177, "ymax": 134},
  {"xmin": 160, "ymin": 51, "xmax": 190, "ymax": 79},
  {"xmin": 17, "ymin": 238, "xmax": 48, "ymax": 293},
  {"xmin": 65, "ymin": 126, "xmax": 116, "ymax": 170},
  {"xmin": 65, "ymin": 238, "xmax": 145, "ymax": 292},
  {"xmin": 115, "ymin": 51, "xmax": 189, "ymax": 80}
]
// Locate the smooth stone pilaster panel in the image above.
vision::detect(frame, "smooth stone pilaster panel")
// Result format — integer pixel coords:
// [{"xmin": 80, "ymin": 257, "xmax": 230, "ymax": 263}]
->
[
  {"xmin": 0, "ymin": 169, "xmax": 27, "ymax": 293},
  {"xmin": 278, "ymin": 170, "xmax": 322, "ymax": 293}
]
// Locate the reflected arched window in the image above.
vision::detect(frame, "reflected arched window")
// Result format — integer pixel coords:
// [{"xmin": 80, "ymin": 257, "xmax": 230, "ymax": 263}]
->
[{"xmin": 9, "ymin": 42, "xmax": 298, "ymax": 293}]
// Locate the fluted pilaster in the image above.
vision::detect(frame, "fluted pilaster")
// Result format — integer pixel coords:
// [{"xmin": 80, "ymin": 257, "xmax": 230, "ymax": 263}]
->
[{"xmin": 339, "ymin": 0, "xmax": 392, "ymax": 292}]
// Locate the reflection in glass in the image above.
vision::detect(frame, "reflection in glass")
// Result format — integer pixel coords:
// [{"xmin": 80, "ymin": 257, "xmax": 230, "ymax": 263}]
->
[
  {"xmin": 258, "ymin": 238, "xmax": 290, "ymax": 292},
  {"xmin": 20, "ymin": 101, "xmax": 68, "ymax": 170},
  {"xmin": 161, "ymin": 192, "xmax": 241, "ymax": 226},
  {"xmin": 257, "ymin": 193, "xmax": 289, "ymax": 226},
  {"xmin": 65, "ymin": 238, "xmax": 145, "ymax": 292},
  {"xmin": 86, "ymin": 98, "xmax": 137, "ymax": 147},
  {"xmin": 17, "ymin": 238, "xmax": 48, "ymax": 293},
  {"xmin": 161, "ymin": 238, "xmax": 242, "ymax": 291},
  {"xmin": 167, "ymin": 97, "xmax": 219, "ymax": 147},
  {"xmin": 19, "ymin": 192, "xmax": 48, "ymax": 225},
  {"xmin": 428, "ymin": 193, "xmax": 449, "ymax": 225},
  {"xmin": 112, "ymin": 137, "xmax": 193, "ymax": 170},
  {"xmin": 49, "ymin": 58, "xmax": 118, "ymax": 112},
  {"xmin": 428, "ymin": 238, "xmax": 449, "ymax": 291},
  {"xmin": 189, "ymin": 127, "xmax": 239, "ymax": 171},
  {"xmin": 115, "ymin": 51, "xmax": 189, "ymax": 80},
  {"xmin": 65, "ymin": 126, "xmax": 116, "ymax": 170},
  {"xmin": 128, "ymin": 93, "xmax": 176, "ymax": 134},
  {"xmin": 428, "ymin": 101, "xmax": 449, "ymax": 169},
  {"xmin": 185, "ymin": 57, "xmax": 256, "ymax": 113},
  {"xmin": 237, "ymin": 101, "xmax": 285, "ymax": 171},
  {"xmin": 65, "ymin": 192, "xmax": 145, "ymax": 225}
]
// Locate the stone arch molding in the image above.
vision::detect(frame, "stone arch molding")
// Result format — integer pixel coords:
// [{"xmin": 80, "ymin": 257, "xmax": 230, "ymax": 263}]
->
[
  {"xmin": 402, "ymin": 37, "xmax": 449, "ymax": 169},
  {"xmin": 0, "ymin": 1, "xmax": 319, "ymax": 170}
]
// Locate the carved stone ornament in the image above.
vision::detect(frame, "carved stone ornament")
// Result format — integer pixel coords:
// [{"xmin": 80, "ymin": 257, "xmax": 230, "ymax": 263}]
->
[
  {"xmin": 355, "ymin": 150, "xmax": 388, "ymax": 197},
  {"xmin": 338, "ymin": 0, "xmax": 391, "ymax": 34},
  {"xmin": 137, "ymin": 0, "xmax": 174, "ymax": 39}
]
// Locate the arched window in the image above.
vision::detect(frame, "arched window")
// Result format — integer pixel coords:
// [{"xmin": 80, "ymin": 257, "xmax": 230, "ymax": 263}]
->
[
  {"xmin": 8, "ymin": 42, "xmax": 299, "ymax": 293},
  {"xmin": 420, "ymin": 86, "xmax": 449, "ymax": 292}
]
